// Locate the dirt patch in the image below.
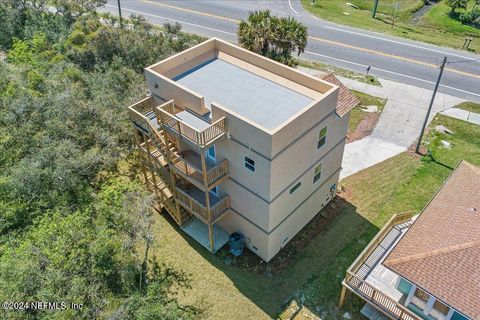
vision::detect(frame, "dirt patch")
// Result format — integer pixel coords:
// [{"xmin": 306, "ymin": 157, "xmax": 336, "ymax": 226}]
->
[
  {"xmin": 406, "ymin": 127, "xmax": 432, "ymax": 156},
  {"xmin": 217, "ymin": 196, "xmax": 349, "ymax": 275},
  {"xmin": 347, "ymin": 112, "xmax": 380, "ymax": 143}
]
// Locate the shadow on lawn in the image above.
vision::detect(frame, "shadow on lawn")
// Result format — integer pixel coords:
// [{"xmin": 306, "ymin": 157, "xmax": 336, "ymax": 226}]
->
[{"xmin": 161, "ymin": 195, "xmax": 377, "ymax": 318}]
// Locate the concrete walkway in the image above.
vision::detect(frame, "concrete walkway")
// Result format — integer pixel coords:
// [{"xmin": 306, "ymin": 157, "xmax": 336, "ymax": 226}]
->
[
  {"xmin": 297, "ymin": 66, "xmax": 467, "ymax": 179},
  {"xmin": 340, "ymin": 77, "xmax": 465, "ymax": 179},
  {"xmin": 441, "ymin": 108, "xmax": 480, "ymax": 125}
]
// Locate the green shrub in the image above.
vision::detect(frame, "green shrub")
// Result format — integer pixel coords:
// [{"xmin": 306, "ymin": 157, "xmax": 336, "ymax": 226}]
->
[
  {"xmin": 447, "ymin": 0, "xmax": 468, "ymax": 13},
  {"xmin": 459, "ymin": 7, "xmax": 480, "ymax": 25}
]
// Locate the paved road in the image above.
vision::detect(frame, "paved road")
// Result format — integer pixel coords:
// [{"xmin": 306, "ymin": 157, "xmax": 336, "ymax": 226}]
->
[{"xmin": 103, "ymin": 0, "xmax": 480, "ymax": 102}]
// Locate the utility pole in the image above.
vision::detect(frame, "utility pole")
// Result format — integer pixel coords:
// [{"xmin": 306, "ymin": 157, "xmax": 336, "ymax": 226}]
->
[
  {"xmin": 415, "ymin": 56, "xmax": 447, "ymax": 154},
  {"xmin": 117, "ymin": 0, "xmax": 123, "ymax": 29},
  {"xmin": 372, "ymin": 0, "xmax": 380, "ymax": 18}
]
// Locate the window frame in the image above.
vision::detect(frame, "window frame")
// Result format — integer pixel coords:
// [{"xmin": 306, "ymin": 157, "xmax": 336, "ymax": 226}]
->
[
  {"xmin": 290, "ymin": 181, "xmax": 302, "ymax": 195},
  {"xmin": 210, "ymin": 186, "xmax": 218, "ymax": 196},
  {"xmin": 317, "ymin": 126, "xmax": 328, "ymax": 149},
  {"xmin": 206, "ymin": 145, "xmax": 216, "ymax": 161},
  {"xmin": 244, "ymin": 156, "xmax": 255, "ymax": 172},
  {"xmin": 433, "ymin": 300, "xmax": 450, "ymax": 315},
  {"xmin": 313, "ymin": 163, "xmax": 323, "ymax": 183}
]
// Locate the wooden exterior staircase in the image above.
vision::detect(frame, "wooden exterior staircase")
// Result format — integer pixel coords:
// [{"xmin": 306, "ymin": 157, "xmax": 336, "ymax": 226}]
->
[
  {"xmin": 128, "ymin": 97, "xmax": 192, "ymax": 227},
  {"xmin": 128, "ymin": 96, "xmax": 231, "ymax": 252}
]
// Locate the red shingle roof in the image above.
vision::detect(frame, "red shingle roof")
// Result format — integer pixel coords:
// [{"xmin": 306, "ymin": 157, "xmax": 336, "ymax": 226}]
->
[
  {"xmin": 384, "ymin": 161, "xmax": 480, "ymax": 319},
  {"xmin": 319, "ymin": 74, "xmax": 360, "ymax": 117}
]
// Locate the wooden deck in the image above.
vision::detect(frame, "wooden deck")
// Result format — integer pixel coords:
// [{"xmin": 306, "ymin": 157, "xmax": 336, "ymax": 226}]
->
[
  {"xmin": 156, "ymin": 100, "xmax": 226, "ymax": 149},
  {"xmin": 128, "ymin": 96, "xmax": 230, "ymax": 253},
  {"xmin": 340, "ymin": 212, "xmax": 420, "ymax": 320},
  {"xmin": 364, "ymin": 223, "xmax": 411, "ymax": 302}
]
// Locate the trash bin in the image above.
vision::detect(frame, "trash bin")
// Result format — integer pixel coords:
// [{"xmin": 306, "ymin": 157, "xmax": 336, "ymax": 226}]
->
[{"xmin": 229, "ymin": 232, "xmax": 245, "ymax": 257}]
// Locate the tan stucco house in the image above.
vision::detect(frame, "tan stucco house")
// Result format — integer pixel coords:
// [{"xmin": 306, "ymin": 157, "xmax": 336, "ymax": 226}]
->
[{"xmin": 128, "ymin": 38, "xmax": 356, "ymax": 261}]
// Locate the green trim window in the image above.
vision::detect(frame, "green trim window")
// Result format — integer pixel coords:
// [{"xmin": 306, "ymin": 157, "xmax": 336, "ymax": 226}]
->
[
  {"xmin": 244, "ymin": 156, "xmax": 255, "ymax": 172},
  {"xmin": 313, "ymin": 163, "xmax": 322, "ymax": 183},
  {"xmin": 290, "ymin": 181, "xmax": 301, "ymax": 194},
  {"xmin": 317, "ymin": 126, "xmax": 328, "ymax": 149}
]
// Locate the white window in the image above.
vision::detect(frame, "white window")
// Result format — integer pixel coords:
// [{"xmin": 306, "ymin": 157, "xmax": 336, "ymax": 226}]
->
[
  {"xmin": 244, "ymin": 156, "xmax": 255, "ymax": 172},
  {"xmin": 313, "ymin": 163, "xmax": 322, "ymax": 183},
  {"xmin": 206, "ymin": 145, "xmax": 216, "ymax": 161},
  {"xmin": 317, "ymin": 126, "xmax": 328, "ymax": 149},
  {"xmin": 290, "ymin": 181, "xmax": 301, "ymax": 194}
]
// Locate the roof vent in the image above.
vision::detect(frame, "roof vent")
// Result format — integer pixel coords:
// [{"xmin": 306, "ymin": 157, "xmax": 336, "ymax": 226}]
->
[{"xmin": 468, "ymin": 207, "xmax": 477, "ymax": 213}]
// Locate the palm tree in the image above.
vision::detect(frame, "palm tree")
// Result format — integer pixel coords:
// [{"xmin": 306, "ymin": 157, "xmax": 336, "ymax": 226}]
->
[
  {"xmin": 272, "ymin": 16, "xmax": 308, "ymax": 58},
  {"xmin": 238, "ymin": 11, "xmax": 308, "ymax": 67},
  {"xmin": 237, "ymin": 10, "xmax": 274, "ymax": 56}
]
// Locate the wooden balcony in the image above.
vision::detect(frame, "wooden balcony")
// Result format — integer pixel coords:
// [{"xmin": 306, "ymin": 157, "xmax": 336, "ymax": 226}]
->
[
  {"xmin": 156, "ymin": 100, "xmax": 226, "ymax": 149},
  {"xmin": 128, "ymin": 96, "xmax": 158, "ymax": 134},
  {"xmin": 174, "ymin": 184, "xmax": 229, "ymax": 224},
  {"xmin": 339, "ymin": 211, "xmax": 420, "ymax": 320},
  {"xmin": 167, "ymin": 149, "xmax": 228, "ymax": 190}
]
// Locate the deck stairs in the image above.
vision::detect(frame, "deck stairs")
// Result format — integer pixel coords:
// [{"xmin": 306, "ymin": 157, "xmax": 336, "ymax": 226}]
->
[{"xmin": 141, "ymin": 110, "xmax": 192, "ymax": 227}]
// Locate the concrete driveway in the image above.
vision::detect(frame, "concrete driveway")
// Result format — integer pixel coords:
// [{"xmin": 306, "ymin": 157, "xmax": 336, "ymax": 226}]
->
[{"xmin": 338, "ymin": 77, "xmax": 465, "ymax": 179}]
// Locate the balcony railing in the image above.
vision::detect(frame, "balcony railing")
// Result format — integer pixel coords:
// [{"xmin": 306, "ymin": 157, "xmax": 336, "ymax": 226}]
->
[
  {"xmin": 156, "ymin": 100, "xmax": 226, "ymax": 148},
  {"xmin": 347, "ymin": 211, "xmax": 416, "ymax": 275},
  {"xmin": 174, "ymin": 186, "xmax": 229, "ymax": 223},
  {"xmin": 340, "ymin": 211, "xmax": 419, "ymax": 320},
  {"xmin": 128, "ymin": 97, "xmax": 168, "ymax": 154},
  {"xmin": 128, "ymin": 96, "xmax": 154, "ymax": 134},
  {"xmin": 344, "ymin": 273, "xmax": 419, "ymax": 320},
  {"xmin": 210, "ymin": 195, "xmax": 230, "ymax": 222},
  {"xmin": 167, "ymin": 149, "xmax": 228, "ymax": 189}
]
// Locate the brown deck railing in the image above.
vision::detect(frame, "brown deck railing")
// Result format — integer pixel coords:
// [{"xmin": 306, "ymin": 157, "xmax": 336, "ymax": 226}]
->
[
  {"xmin": 211, "ymin": 195, "xmax": 230, "ymax": 222},
  {"xmin": 175, "ymin": 187, "xmax": 209, "ymax": 221},
  {"xmin": 129, "ymin": 97, "xmax": 166, "ymax": 148},
  {"xmin": 345, "ymin": 273, "xmax": 418, "ymax": 320},
  {"xmin": 156, "ymin": 100, "xmax": 226, "ymax": 148},
  {"xmin": 167, "ymin": 148, "xmax": 228, "ymax": 188},
  {"xmin": 174, "ymin": 187, "xmax": 229, "ymax": 223},
  {"xmin": 348, "ymin": 211, "xmax": 416, "ymax": 274},
  {"xmin": 341, "ymin": 211, "xmax": 419, "ymax": 320},
  {"xmin": 206, "ymin": 160, "xmax": 228, "ymax": 185},
  {"xmin": 168, "ymin": 150, "xmax": 203, "ymax": 185},
  {"xmin": 128, "ymin": 97, "xmax": 153, "ymax": 132}
]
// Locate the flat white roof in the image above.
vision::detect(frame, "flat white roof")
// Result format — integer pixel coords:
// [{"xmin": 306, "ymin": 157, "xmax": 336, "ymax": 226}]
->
[{"xmin": 173, "ymin": 58, "xmax": 313, "ymax": 130}]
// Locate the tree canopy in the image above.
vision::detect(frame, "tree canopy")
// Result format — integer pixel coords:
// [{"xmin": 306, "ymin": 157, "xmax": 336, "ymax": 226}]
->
[
  {"xmin": 447, "ymin": 0, "xmax": 469, "ymax": 13},
  {"xmin": 0, "ymin": 2, "xmax": 204, "ymax": 318}
]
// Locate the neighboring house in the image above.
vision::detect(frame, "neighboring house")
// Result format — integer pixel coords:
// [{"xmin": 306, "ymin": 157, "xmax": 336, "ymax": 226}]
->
[
  {"xmin": 339, "ymin": 161, "xmax": 480, "ymax": 320},
  {"xmin": 127, "ymin": 38, "xmax": 357, "ymax": 262}
]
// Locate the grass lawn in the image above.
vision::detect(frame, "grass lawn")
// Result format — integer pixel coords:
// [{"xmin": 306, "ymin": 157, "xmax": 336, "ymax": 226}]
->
[
  {"xmin": 301, "ymin": 0, "xmax": 480, "ymax": 52},
  {"xmin": 298, "ymin": 59, "xmax": 381, "ymax": 86},
  {"xmin": 147, "ymin": 114, "xmax": 480, "ymax": 319},
  {"xmin": 348, "ymin": 90, "xmax": 387, "ymax": 137},
  {"xmin": 456, "ymin": 101, "xmax": 480, "ymax": 113}
]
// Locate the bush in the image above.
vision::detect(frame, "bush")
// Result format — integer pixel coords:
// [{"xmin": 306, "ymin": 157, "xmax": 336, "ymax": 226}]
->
[
  {"xmin": 0, "ymin": 11, "xmax": 203, "ymax": 319},
  {"xmin": 459, "ymin": 7, "xmax": 480, "ymax": 25},
  {"xmin": 447, "ymin": 0, "xmax": 468, "ymax": 13}
]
